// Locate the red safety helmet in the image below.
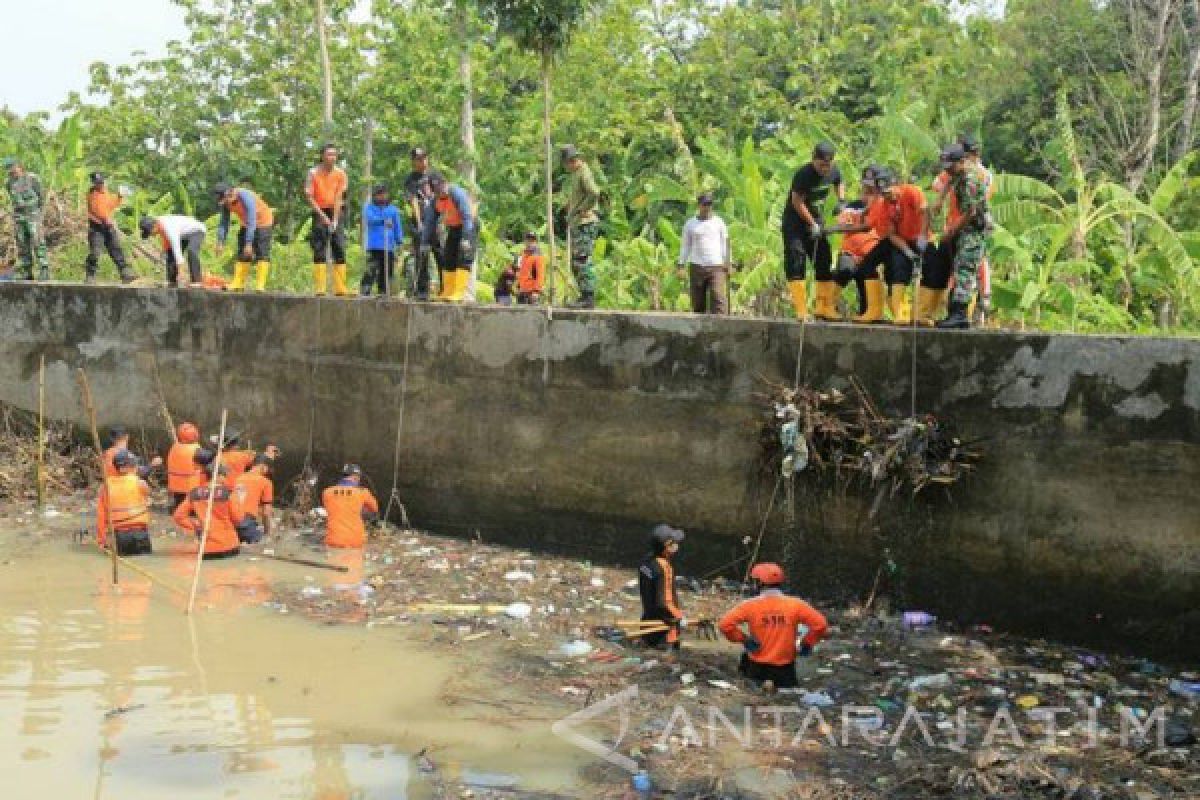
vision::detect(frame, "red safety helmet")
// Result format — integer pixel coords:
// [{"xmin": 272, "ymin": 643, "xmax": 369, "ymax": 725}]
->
[
  {"xmin": 178, "ymin": 422, "xmax": 200, "ymax": 444},
  {"xmin": 750, "ymin": 562, "xmax": 785, "ymax": 586}
]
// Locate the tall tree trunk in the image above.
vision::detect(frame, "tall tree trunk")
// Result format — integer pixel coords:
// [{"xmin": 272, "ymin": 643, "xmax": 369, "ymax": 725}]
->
[
  {"xmin": 1125, "ymin": 0, "xmax": 1180, "ymax": 191},
  {"xmin": 362, "ymin": 117, "xmax": 374, "ymax": 252},
  {"xmin": 542, "ymin": 50, "xmax": 556, "ymax": 306},
  {"xmin": 1175, "ymin": 0, "xmax": 1200, "ymax": 161},
  {"xmin": 457, "ymin": 1, "xmax": 477, "ymax": 191},
  {"xmin": 314, "ymin": 0, "xmax": 335, "ymax": 137}
]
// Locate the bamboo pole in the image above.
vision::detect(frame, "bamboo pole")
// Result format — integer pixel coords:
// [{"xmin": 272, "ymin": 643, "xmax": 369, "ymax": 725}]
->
[
  {"xmin": 36, "ymin": 355, "xmax": 46, "ymax": 510},
  {"xmin": 77, "ymin": 369, "xmax": 117, "ymax": 585},
  {"xmin": 186, "ymin": 409, "xmax": 228, "ymax": 615},
  {"xmin": 151, "ymin": 353, "xmax": 177, "ymax": 443},
  {"xmin": 89, "ymin": 543, "xmax": 188, "ymax": 598},
  {"xmin": 259, "ymin": 552, "xmax": 349, "ymax": 572}
]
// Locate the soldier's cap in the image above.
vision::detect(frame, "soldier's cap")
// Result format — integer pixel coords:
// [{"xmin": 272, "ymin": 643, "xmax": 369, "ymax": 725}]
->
[
  {"xmin": 697, "ymin": 192, "xmax": 714, "ymax": 205},
  {"xmin": 649, "ymin": 523, "xmax": 686, "ymax": 552},
  {"xmin": 410, "ymin": 146, "xmax": 427, "ymax": 159},
  {"xmin": 940, "ymin": 144, "xmax": 966, "ymax": 167},
  {"xmin": 2, "ymin": 157, "xmax": 17, "ymax": 169},
  {"xmin": 812, "ymin": 141, "xmax": 836, "ymax": 160},
  {"xmin": 560, "ymin": 144, "xmax": 580, "ymax": 162},
  {"xmin": 139, "ymin": 216, "xmax": 156, "ymax": 238},
  {"xmin": 958, "ymin": 133, "xmax": 980, "ymax": 155},
  {"xmin": 212, "ymin": 182, "xmax": 232, "ymax": 198},
  {"xmin": 113, "ymin": 449, "xmax": 138, "ymax": 469},
  {"xmin": 371, "ymin": 182, "xmax": 389, "ymax": 195}
]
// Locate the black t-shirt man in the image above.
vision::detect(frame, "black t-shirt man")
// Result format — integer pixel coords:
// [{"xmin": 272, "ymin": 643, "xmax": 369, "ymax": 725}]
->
[{"xmin": 782, "ymin": 162, "xmax": 843, "ymax": 233}]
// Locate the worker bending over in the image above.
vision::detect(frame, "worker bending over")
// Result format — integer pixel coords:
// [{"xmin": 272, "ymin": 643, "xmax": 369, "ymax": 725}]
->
[
  {"xmin": 233, "ymin": 455, "xmax": 274, "ymax": 544},
  {"xmin": 516, "ymin": 232, "xmax": 546, "ymax": 304},
  {"xmin": 306, "ymin": 143, "xmax": 351, "ymax": 296},
  {"xmin": 424, "ymin": 174, "xmax": 477, "ymax": 303},
  {"xmin": 637, "ymin": 524, "xmax": 686, "ymax": 651},
  {"xmin": 96, "ymin": 450, "xmax": 153, "ymax": 556},
  {"xmin": 166, "ymin": 422, "xmax": 204, "ymax": 510},
  {"xmin": 321, "ymin": 464, "xmax": 379, "ymax": 548},
  {"xmin": 718, "ymin": 562, "xmax": 828, "ymax": 691},
  {"xmin": 209, "ymin": 429, "xmax": 279, "ymax": 487},
  {"xmin": 84, "ymin": 172, "xmax": 133, "ymax": 284},
  {"xmin": 140, "ymin": 214, "xmax": 206, "ymax": 288},
  {"xmin": 172, "ymin": 462, "xmax": 244, "ymax": 559},
  {"xmin": 215, "ymin": 182, "xmax": 274, "ymax": 292}
]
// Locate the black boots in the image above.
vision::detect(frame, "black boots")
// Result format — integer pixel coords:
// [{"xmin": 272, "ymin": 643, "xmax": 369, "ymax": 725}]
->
[
  {"xmin": 568, "ymin": 291, "xmax": 595, "ymax": 309},
  {"xmin": 937, "ymin": 301, "xmax": 970, "ymax": 330}
]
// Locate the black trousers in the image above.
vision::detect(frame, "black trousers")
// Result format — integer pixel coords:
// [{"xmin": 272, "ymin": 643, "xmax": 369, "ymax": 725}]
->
[
  {"xmin": 202, "ymin": 547, "xmax": 241, "ymax": 561},
  {"xmin": 441, "ymin": 226, "xmax": 477, "ymax": 268},
  {"xmin": 920, "ymin": 240, "xmax": 955, "ymax": 290},
  {"xmin": 362, "ymin": 250, "xmax": 396, "ymax": 295},
  {"xmin": 86, "ymin": 221, "xmax": 129, "ymax": 276},
  {"xmin": 236, "ymin": 226, "xmax": 272, "ymax": 262},
  {"xmin": 115, "ymin": 528, "xmax": 153, "ymax": 556},
  {"xmin": 838, "ymin": 239, "xmax": 916, "ymax": 287},
  {"xmin": 738, "ymin": 653, "xmax": 799, "ymax": 688},
  {"xmin": 310, "ymin": 210, "xmax": 346, "ymax": 263},
  {"xmin": 782, "ymin": 225, "xmax": 832, "ymax": 281},
  {"xmin": 166, "ymin": 232, "xmax": 205, "ymax": 285}
]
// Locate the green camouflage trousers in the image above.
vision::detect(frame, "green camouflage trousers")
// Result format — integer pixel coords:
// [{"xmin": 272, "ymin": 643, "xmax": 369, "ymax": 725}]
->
[
  {"xmin": 950, "ymin": 231, "xmax": 987, "ymax": 305},
  {"xmin": 569, "ymin": 221, "xmax": 598, "ymax": 295},
  {"xmin": 14, "ymin": 214, "xmax": 49, "ymax": 276}
]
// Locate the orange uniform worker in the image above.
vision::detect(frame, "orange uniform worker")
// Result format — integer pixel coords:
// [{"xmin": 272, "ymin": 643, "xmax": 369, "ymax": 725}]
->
[
  {"xmin": 832, "ymin": 199, "xmax": 881, "ymax": 322},
  {"xmin": 166, "ymin": 422, "xmax": 204, "ymax": 509},
  {"xmin": 96, "ymin": 450, "xmax": 153, "ymax": 555},
  {"xmin": 321, "ymin": 464, "xmax": 379, "ymax": 548},
  {"xmin": 835, "ymin": 169, "xmax": 928, "ymax": 324},
  {"xmin": 84, "ymin": 172, "xmax": 133, "ymax": 283},
  {"xmin": 233, "ymin": 455, "xmax": 274, "ymax": 544},
  {"xmin": 103, "ymin": 426, "xmax": 162, "ymax": 478},
  {"xmin": 305, "ymin": 143, "xmax": 351, "ymax": 296},
  {"xmin": 172, "ymin": 462, "xmax": 244, "ymax": 559},
  {"xmin": 637, "ymin": 524, "xmax": 686, "ymax": 650},
  {"xmin": 718, "ymin": 562, "xmax": 828, "ymax": 690},
  {"xmin": 215, "ymin": 182, "xmax": 275, "ymax": 292},
  {"xmin": 208, "ymin": 429, "xmax": 280, "ymax": 488},
  {"xmin": 516, "ymin": 231, "xmax": 546, "ymax": 305}
]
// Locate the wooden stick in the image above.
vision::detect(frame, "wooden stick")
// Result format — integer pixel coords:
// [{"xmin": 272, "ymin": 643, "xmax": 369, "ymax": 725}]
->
[
  {"xmin": 624, "ymin": 626, "xmax": 671, "ymax": 638},
  {"xmin": 616, "ymin": 620, "xmax": 672, "ymax": 628},
  {"xmin": 258, "ymin": 552, "xmax": 349, "ymax": 572},
  {"xmin": 187, "ymin": 409, "xmax": 227, "ymax": 615},
  {"xmin": 36, "ymin": 355, "xmax": 46, "ymax": 510},
  {"xmin": 151, "ymin": 353, "xmax": 177, "ymax": 443},
  {"xmin": 77, "ymin": 368, "xmax": 117, "ymax": 585},
  {"xmin": 89, "ymin": 543, "xmax": 188, "ymax": 597}
]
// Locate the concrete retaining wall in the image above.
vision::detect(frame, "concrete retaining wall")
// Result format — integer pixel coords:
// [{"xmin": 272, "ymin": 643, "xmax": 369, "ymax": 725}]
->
[{"xmin": 2, "ymin": 285, "xmax": 1197, "ymax": 657}]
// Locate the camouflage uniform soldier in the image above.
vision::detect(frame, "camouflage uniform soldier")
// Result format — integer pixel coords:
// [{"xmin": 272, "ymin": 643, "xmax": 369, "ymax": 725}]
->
[
  {"xmin": 4, "ymin": 158, "xmax": 50, "ymax": 280},
  {"xmin": 561, "ymin": 145, "xmax": 601, "ymax": 309},
  {"xmin": 937, "ymin": 144, "xmax": 990, "ymax": 330}
]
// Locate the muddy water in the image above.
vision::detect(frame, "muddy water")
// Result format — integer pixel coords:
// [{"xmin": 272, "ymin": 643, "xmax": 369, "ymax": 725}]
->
[{"xmin": 0, "ymin": 517, "xmax": 585, "ymax": 799}]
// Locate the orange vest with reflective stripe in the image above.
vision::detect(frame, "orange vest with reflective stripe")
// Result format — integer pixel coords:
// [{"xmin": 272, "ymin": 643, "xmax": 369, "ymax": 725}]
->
[
  {"xmin": 166, "ymin": 442, "xmax": 203, "ymax": 494},
  {"xmin": 99, "ymin": 475, "xmax": 150, "ymax": 540}
]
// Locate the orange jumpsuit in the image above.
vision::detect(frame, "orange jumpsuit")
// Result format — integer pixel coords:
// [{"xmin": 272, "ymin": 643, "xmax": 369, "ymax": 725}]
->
[
  {"xmin": 172, "ymin": 484, "xmax": 244, "ymax": 555},
  {"xmin": 719, "ymin": 589, "xmax": 829, "ymax": 667},
  {"xmin": 321, "ymin": 481, "xmax": 379, "ymax": 548}
]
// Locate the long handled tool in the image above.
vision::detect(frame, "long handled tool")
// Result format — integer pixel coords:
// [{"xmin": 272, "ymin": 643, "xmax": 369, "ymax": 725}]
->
[
  {"xmin": 186, "ymin": 409, "xmax": 228, "ymax": 614},
  {"xmin": 259, "ymin": 551, "xmax": 349, "ymax": 572},
  {"xmin": 77, "ymin": 368, "xmax": 117, "ymax": 585},
  {"xmin": 36, "ymin": 355, "xmax": 46, "ymax": 510}
]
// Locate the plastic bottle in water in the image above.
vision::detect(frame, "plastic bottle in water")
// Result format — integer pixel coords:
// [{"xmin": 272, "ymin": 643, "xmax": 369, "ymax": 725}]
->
[
  {"xmin": 902, "ymin": 611, "xmax": 936, "ymax": 629},
  {"xmin": 1169, "ymin": 679, "xmax": 1200, "ymax": 700},
  {"xmin": 631, "ymin": 769, "xmax": 652, "ymax": 797}
]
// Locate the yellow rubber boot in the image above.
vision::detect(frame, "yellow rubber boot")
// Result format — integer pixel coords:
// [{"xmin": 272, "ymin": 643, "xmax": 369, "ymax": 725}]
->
[
  {"xmin": 254, "ymin": 261, "xmax": 270, "ymax": 292},
  {"xmin": 915, "ymin": 287, "xmax": 945, "ymax": 327},
  {"xmin": 312, "ymin": 263, "xmax": 328, "ymax": 296},
  {"xmin": 333, "ymin": 264, "xmax": 351, "ymax": 296},
  {"xmin": 229, "ymin": 262, "xmax": 250, "ymax": 291},
  {"xmin": 447, "ymin": 269, "xmax": 468, "ymax": 302},
  {"xmin": 813, "ymin": 280, "xmax": 839, "ymax": 321},
  {"xmin": 853, "ymin": 280, "xmax": 885, "ymax": 323},
  {"xmin": 787, "ymin": 280, "xmax": 808, "ymax": 321},
  {"xmin": 888, "ymin": 284, "xmax": 911, "ymax": 324}
]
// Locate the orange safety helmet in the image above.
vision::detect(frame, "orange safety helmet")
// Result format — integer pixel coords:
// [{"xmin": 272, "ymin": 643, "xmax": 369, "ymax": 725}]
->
[
  {"xmin": 750, "ymin": 562, "xmax": 785, "ymax": 586},
  {"xmin": 178, "ymin": 422, "xmax": 200, "ymax": 444}
]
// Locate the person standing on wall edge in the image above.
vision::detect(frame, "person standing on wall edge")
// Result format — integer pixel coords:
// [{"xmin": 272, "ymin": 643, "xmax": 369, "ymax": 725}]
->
[
  {"xmin": 306, "ymin": 143, "xmax": 351, "ymax": 296},
  {"xmin": 404, "ymin": 147, "xmax": 440, "ymax": 301},
  {"xmin": 84, "ymin": 172, "xmax": 134, "ymax": 284},
  {"xmin": 561, "ymin": 145, "xmax": 602, "ymax": 309},
  {"xmin": 214, "ymin": 181, "xmax": 274, "ymax": 292},
  {"xmin": 678, "ymin": 192, "xmax": 732, "ymax": 315},
  {"xmin": 361, "ymin": 183, "xmax": 404, "ymax": 296},
  {"xmin": 515, "ymin": 231, "xmax": 546, "ymax": 305},
  {"xmin": 638, "ymin": 524, "xmax": 686, "ymax": 651},
  {"xmin": 781, "ymin": 142, "xmax": 844, "ymax": 322},
  {"xmin": 424, "ymin": 174, "xmax": 477, "ymax": 304},
  {"xmin": 937, "ymin": 144, "xmax": 992, "ymax": 329},
  {"xmin": 4, "ymin": 158, "xmax": 51, "ymax": 281},
  {"xmin": 140, "ymin": 214, "xmax": 206, "ymax": 288}
]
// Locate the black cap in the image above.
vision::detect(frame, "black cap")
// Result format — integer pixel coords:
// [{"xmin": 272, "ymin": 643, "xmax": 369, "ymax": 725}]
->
[
  {"xmin": 411, "ymin": 146, "xmax": 427, "ymax": 159},
  {"xmin": 427, "ymin": 172, "xmax": 446, "ymax": 189},
  {"xmin": 371, "ymin": 182, "xmax": 388, "ymax": 195},
  {"xmin": 873, "ymin": 168, "xmax": 896, "ymax": 191},
  {"xmin": 813, "ymin": 141, "xmax": 836, "ymax": 160},
  {"xmin": 342, "ymin": 463, "xmax": 363, "ymax": 477},
  {"xmin": 107, "ymin": 426, "xmax": 128, "ymax": 443},
  {"xmin": 89, "ymin": 171, "xmax": 105, "ymax": 184},
  {"xmin": 253, "ymin": 453, "xmax": 273, "ymax": 470},
  {"xmin": 139, "ymin": 216, "xmax": 155, "ymax": 238},
  {"xmin": 958, "ymin": 133, "xmax": 980, "ymax": 155},
  {"xmin": 112, "ymin": 449, "xmax": 137, "ymax": 469},
  {"xmin": 560, "ymin": 144, "xmax": 579, "ymax": 162},
  {"xmin": 524, "ymin": 230, "xmax": 538, "ymax": 240},
  {"xmin": 697, "ymin": 192, "xmax": 714, "ymax": 205},
  {"xmin": 940, "ymin": 144, "xmax": 966, "ymax": 167},
  {"xmin": 193, "ymin": 448, "xmax": 215, "ymax": 467},
  {"xmin": 210, "ymin": 429, "xmax": 241, "ymax": 448},
  {"xmin": 212, "ymin": 182, "xmax": 232, "ymax": 198},
  {"xmin": 649, "ymin": 523, "xmax": 685, "ymax": 553}
]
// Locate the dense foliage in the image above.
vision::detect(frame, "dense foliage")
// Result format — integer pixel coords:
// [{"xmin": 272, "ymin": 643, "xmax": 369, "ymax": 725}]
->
[{"xmin": 2, "ymin": 0, "xmax": 1198, "ymax": 332}]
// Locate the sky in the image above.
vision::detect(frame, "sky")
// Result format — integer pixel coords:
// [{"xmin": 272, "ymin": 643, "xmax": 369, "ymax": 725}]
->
[{"xmin": 0, "ymin": 0, "xmax": 189, "ymax": 116}]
